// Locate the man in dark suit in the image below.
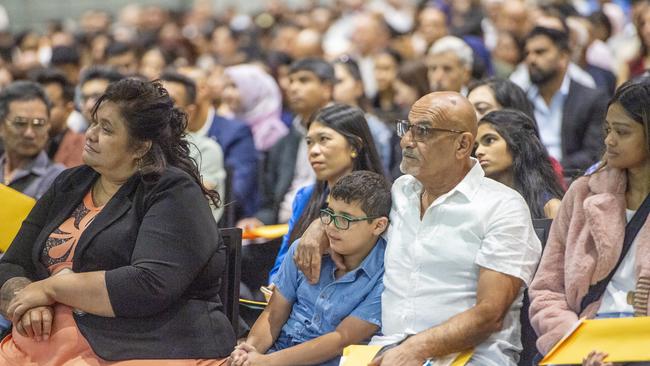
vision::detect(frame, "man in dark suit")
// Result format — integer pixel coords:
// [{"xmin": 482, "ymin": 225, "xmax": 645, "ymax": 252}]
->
[
  {"xmin": 206, "ymin": 115, "xmax": 258, "ymax": 219},
  {"xmin": 523, "ymin": 26, "xmax": 607, "ymax": 170},
  {"xmin": 237, "ymin": 58, "xmax": 334, "ymax": 228}
]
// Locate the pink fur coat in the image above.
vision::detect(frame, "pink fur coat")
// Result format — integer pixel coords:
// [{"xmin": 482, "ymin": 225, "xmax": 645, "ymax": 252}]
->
[{"xmin": 528, "ymin": 167, "xmax": 650, "ymax": 355}]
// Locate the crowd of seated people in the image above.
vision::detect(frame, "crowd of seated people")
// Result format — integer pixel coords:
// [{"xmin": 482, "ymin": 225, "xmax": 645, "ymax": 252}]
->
[{"xmin": 0, "ymin": 1, "xmax": 649, "ymax": 365}]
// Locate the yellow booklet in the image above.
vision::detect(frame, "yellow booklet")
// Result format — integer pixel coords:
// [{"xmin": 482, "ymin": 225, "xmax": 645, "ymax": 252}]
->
[
  {"xmin": 0, "ymin": 184, "xmax": 36, "ymax": 252},
  {"xmin": 540, "ymin": 317, "xmax": 650, "ymax": 365},
  {"xmin": 242, "ymin": 224, "xmax": 289, "ymax": 240},
  {"xmin": 340, "ymin": 345, "xmax": 473, "ymax": 366}
]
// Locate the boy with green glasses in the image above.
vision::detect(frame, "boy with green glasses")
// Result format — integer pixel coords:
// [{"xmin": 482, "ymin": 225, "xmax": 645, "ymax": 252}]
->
[{"xmin": 230, "ymin": 171, "xmax": 391, "ymax": 366}]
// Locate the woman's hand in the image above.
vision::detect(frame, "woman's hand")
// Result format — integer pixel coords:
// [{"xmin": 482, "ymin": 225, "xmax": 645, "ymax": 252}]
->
[
  {"xmin": 13, "ymin": 306, "xmax": 54, "ymax": 342},
  {"xmin": 236, "ymin": 217, "xmax": 264, "ymax": 231},
  {"xmin": 7, "ymin": 280, "xmax": 55, "ymax": 324},
  {"xmin": 582, "ymin": 351, "xmax": 615, "ymax": 366}
]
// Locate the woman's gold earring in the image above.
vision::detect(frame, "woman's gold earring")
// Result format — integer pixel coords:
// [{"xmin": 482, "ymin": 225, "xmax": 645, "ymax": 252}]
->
[{"xmin": 351, "ymin": 151, "xmax": 358, "ymax": 158}]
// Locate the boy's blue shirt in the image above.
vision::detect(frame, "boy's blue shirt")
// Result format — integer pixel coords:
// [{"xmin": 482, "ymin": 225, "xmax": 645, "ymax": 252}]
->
[{"xmin": 270, "ymin": 236, "xmax": 386, "ymax": 365}]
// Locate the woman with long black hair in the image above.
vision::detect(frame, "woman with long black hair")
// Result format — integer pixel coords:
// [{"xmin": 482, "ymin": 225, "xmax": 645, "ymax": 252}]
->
[
  {"xmin": 267, "ymin": 103, "xmax": 384, "ymax": 284},
  {"xmin": 475, "ymin": 109, "xmax": 565, "ymax": 218}
]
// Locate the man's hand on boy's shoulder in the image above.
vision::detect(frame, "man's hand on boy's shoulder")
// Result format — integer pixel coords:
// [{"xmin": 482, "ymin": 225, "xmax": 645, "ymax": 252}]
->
[{"xmin": 294, "ymin": 219, "xmax": 345, "ymax": 284}]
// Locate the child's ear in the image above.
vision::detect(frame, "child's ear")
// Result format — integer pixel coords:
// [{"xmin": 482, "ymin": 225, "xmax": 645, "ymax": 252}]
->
[{"xmin": 372, "ymin": 217, "xmax": 389, "ymax": 236}]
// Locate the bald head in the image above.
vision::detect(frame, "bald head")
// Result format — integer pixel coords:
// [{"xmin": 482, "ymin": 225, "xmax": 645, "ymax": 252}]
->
[
  {"xmin": 292, "ymin": 29, "xmax": 323, "ymax": 59},
  {"xmin": 409, "ymin": 92, "xmax": 478, "ymax": 137}
]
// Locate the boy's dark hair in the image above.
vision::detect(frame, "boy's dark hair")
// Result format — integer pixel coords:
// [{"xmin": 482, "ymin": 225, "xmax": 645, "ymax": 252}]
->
[
  {"xmin": 329, "ymin": 170, "xmax": 392, "ymax": 219},
  {"xmin": 288, "ymin": 57, "xmax": 336, "ymax": 84},
  {"xmin": 51, "ymin": 46, "xmax": 80, "ymax": 66},
  {"xmin": 159, "ymin": 70, "xmax": 197, "ymax": 105},
  {"xmin": 105, "ymin": 41, "xmax": 134, "ymax": 58},
  {"xmin": 33, "ymin": 68, "xmax": 75, "ymax": 103},
  {"xmin": 79, "ymin": 66, "xmax": 125, "ymax": 86},
  {"xmin": 525, "ymin": 26, "xmax": 570, "ymax": 52}
]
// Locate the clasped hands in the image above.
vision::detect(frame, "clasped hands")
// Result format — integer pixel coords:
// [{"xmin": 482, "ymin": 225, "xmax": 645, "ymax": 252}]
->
[
  {"xmin": 6, "ymin": 279, "xmax": 56, "ymax": 342},
  {"xmin": 228, "ymin": 342, "xmax": 267, "ymax": 366}
]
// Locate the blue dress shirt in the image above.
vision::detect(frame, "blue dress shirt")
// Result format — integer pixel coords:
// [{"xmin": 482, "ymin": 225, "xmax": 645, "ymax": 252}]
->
[{"xmin": 270, "ymin": 237, "xmax": 386, "ymax": 366}]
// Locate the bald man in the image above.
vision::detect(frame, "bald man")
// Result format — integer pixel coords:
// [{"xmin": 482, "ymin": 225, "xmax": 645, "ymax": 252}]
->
[{"xmin": 294, "ymin": 92, "xmax": 541, "ymax": 365}]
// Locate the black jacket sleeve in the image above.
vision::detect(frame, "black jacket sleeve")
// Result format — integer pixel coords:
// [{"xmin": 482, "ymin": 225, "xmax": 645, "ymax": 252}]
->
[{"xmin": 104, "ymin": 173, "xmax": 220, "ymax": 318}]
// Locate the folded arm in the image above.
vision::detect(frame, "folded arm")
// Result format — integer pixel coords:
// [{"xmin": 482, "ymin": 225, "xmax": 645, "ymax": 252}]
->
[{"xmin": 7, "ymin": 271, "xmax": 114, "ymax": 321}]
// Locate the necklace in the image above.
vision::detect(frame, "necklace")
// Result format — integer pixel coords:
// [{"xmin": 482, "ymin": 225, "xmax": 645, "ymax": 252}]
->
[
  {"xmin": 92, "ymin": 179, "xmax": 109, "ymax": 207},
  {"xmin": 3, "ymin": 163, "xmax": 13, "ymax": 186}
]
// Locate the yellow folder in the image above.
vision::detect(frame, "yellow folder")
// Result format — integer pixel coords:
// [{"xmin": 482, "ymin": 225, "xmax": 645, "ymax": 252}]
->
[
  {"xmin": 540, "ymin": 317, "xmax": 650, "ymax": 365},
  {"xmin": 0, "ymin": 184, "xmax": 36, "ymax": 252},
  {"xmin": 341, "ymin": 344, "xmax": 473, "ymax": 366},
  {"xmin": 242, "ymin": 224, "xmax": 289, "ymax": 240}
]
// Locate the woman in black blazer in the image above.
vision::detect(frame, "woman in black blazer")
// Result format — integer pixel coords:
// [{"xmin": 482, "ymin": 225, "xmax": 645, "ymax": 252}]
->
[{"xmin": 0, "ymin": 79, "xmax": 235, "ymax": 364}]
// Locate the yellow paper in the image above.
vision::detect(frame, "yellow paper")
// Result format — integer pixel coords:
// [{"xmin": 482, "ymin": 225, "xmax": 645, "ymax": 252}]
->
[
  {"xmin": 340, "ymin": 345, "xmax": 473, "ymax": 366},
  {"xmin": 0, "ymin": 184, "xmax": 36, "ymax": 252},
  {"xmin": 451, "ymin": 350, "xmax": 473, "ymax": 366},
  {"xmin": 242, "ymin": 224, "xmax": 289, "ymax": 240},
  {"xmin": 540, "ymin": 317, "xmax": 650, "ymax": 365},
  {"xmin": 341, "ymin": 345, "xmax": 383, "ymax": 366}
]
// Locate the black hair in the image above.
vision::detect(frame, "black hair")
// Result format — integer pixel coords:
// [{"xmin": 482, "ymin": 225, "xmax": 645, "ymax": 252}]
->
[
  {"xmin": 377, "ymin": 47, "xmax": 403, "ymax": 65},
  {"xmin": 159, "ymin": 70, "xmax": 197, "ymax": 105},
  {"xmin": 288, "ymin": 103, "xmax": 384, "ymax": 244},
  {"xmin": 525, "ymin": 26, "xmax": 570, "ymax": 52},
  {"xmin": 91, "ymin": 79, "xmax": 219, "ymax": 207},
  {"xmin": 50, "ymin": 46, "xmax": 81, "ymax": 66},
  {"xmin": 288, "ymin": 57, "xmax": 336, "ymax": 84},
  {"xmin": 333, "ymin": 56, "xmax": 370, "ymax": 112},
  {"xmin": 330, "ymin": 170, "xmax": 392, "ymax": 219},
  {"xmin": 33, "ymin": 68, "xmax": 75, "ymax": 103},
  {"xmin": 0, "ymin": 81, "xmax": 51, "ymax": 121},
  {"xmin": 588, "ymin": 11, "xmax": 613, "ymax": 41},
  {"xmin": 397, "ymin": 60, "xmax": 430, "ymax": 99},
  {"xmin": 598, "ymin": 75, "xmax": 650, "ymax": 169},
  {"xmin": 105, "ymin": 41, "xmax": 135, "ymax": 58},
  {"xmin": 468, "ymin": 77, "xmax": 537, "ymax": 133},
  {"xmin": 479, "ymin": 109, "xmax": 564, "ymax": 218},
  {"xmin": 79, "ymin": 66, "xmax": 125, "ymax": 86}
]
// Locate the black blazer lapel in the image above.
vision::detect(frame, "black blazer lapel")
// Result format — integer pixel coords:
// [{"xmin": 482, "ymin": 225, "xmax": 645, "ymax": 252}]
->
[
  {"xmin": 31, "ymin": 169, "xmax": 97, "ymax": 279},
  {"xmin": 72, "ymin": 175, "xmax": 139, "ymax": 266}
]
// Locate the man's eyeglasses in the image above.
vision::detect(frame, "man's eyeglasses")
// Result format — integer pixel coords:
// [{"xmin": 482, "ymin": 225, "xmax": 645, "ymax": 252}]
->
[
  {"xmin": 396, "ymin": 120, "xmax": 465, "ymax": 142},
  {"xmin": 319, "ymin": 208, "xmax": 379, "ymax": 230},
  {"xmin": 5, "ymin": 117, "xmax": 49, "ymax": 132}
]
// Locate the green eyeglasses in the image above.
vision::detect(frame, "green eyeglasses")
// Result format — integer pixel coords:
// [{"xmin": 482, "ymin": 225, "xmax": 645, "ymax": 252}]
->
[{"xmin": 319, "ymin": 208, "xmax": 379, "ymax": 230}]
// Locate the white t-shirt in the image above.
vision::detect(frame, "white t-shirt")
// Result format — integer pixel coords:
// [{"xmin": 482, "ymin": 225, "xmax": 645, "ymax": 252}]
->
[
  {"xmin": 372, "ymin": 160, "xmax": 542, "ymax": 366},
  {"xmin": 597, "ymin": 209, "xmax": 638, "ymax": 315}
]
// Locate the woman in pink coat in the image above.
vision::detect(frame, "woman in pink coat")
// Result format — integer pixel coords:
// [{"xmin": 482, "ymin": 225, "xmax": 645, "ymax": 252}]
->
[{"xmin": 529, "ymin": 76, "xmax": 650, "ymax": 362}]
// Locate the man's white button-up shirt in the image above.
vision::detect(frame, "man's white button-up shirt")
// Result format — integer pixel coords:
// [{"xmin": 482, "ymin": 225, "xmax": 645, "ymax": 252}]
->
[{"xmin": 375, "ymin": 160, "xmax": 542, "ymax": 366}]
